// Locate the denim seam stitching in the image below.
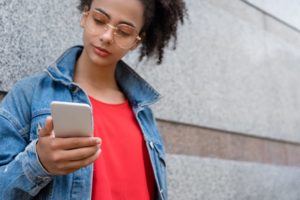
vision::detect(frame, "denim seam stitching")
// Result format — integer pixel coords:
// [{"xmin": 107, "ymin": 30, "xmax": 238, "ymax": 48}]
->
[{"xmin": 0, "ymin": 109, "xmax": 29, "ymax": 136}]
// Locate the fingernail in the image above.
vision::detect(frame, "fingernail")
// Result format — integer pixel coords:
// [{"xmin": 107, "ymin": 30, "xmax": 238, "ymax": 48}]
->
[
  {"xmin": 95, "ymin": 138, "xmax": 101, "ymax": 144},
  {"xmin": 37, "ymin": 123, "xmax": 42, "ymax": 132}
]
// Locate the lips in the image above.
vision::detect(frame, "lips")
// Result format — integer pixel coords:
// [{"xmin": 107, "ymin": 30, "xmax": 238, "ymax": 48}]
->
[{"xmin": 93, "ymin": 46, "xmax": 111, "ymax": 57}]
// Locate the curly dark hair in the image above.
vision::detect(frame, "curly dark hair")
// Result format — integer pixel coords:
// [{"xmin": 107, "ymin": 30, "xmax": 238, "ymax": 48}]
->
[{"xmin": 78, "ymin": 0, "xmax": 187, "ymax": 64}]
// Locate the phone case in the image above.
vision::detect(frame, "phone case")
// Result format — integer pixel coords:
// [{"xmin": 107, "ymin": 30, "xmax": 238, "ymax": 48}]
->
[{"xmin": 51, "ymin": 101, "xmax": 94, "ymax": 137}]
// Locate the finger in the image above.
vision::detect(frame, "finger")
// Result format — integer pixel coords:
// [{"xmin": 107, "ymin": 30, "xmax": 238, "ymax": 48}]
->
[
  {"xmin": 54, "ymin": 137, "xmax": 101, "ymax": 150},
  {"xmin": 45, "ymin": 116, "xmax": 54, "ymax": 133},
  {"xmin": 39, "ymin": 116, "xmax": 54, "ymax": 137},
  {"xmin": 58, "ymin": 145, "xmax": 100, "ymax": 161},
  {"xmin": 61, "ymin": 149, "xmax": 101, "ymax": 171}
]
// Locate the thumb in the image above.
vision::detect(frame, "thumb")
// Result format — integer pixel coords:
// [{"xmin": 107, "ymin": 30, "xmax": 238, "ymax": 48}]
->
[{"xmin": 39, "ymin": 116, "xmax": 54, "ymax": 137}]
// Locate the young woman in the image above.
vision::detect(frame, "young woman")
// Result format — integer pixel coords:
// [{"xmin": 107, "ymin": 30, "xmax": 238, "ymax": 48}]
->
[{"xmin": 0, "ymin": 0, "xmax": 186, "ymax": 199}]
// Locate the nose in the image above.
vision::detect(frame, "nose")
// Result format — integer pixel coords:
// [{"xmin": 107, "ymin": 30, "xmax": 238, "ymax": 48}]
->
[{"xmin": 99, "ymin": 24, "xmax": 115, "ymax": 45}]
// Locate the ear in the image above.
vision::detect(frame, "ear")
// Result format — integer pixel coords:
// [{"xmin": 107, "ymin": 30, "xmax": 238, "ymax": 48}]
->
[{"xmin": 130, "ymin": 32, "xmax": 145, "ymax": 50}]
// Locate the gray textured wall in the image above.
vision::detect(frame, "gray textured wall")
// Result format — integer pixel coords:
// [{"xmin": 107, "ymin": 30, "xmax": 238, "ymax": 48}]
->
[
  {"xmin": 168, "ymin": 155, "xmax": 300, "ymax": 200},
  {"xmin": 0, "ymin": 0, "xmax": 81, "ymax": 90},
  {"xmin": 1, "ymin": 0, "xmax": 300, "ymax": 199},
  {"xmin": 2, "ymin": 0, "xmax": 300, "ymax": 143},
  {"xmin": 244, "ymin": 0, "xmax": 300, "ymax": 31},
  {"xmin": 130, "ymin": 0, "xmax": 300, "ymax": 144}
]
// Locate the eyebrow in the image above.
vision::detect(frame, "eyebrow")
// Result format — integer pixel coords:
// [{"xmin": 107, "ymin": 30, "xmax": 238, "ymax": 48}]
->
[{"xmin": 94, "ymin": 8, "xmax": 137, "ymax": 28}]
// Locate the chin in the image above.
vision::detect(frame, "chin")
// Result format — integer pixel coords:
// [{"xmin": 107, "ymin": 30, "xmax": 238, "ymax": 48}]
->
[{"xmin": 90, "ymin": 53, "xmax": 116, "ymax": 67}]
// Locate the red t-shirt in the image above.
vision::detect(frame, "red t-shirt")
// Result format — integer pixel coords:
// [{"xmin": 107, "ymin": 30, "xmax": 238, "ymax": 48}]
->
[{"xmin": 90, "ymin": 96, "xmax": 155, "ymax": 200}]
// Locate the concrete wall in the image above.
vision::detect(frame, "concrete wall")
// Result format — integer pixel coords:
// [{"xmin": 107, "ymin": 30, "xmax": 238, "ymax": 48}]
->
[
  {"xmin": 1, "ymin": 0, "xmax": 300, "ymax": 199},
  {"xmin": 128, "ymin": 0, "xmax": 300, "ymax": 144},
  {"xmin": 244, "ymin": 0, "xmax": 300, "ymax": 31},
  {"xmin": 167, "ymin": 155, "xmax": 300, "ymax": 200},
  {"xmin": 0, "ymin": 0, "xmax": 81, "ymax": 91}
]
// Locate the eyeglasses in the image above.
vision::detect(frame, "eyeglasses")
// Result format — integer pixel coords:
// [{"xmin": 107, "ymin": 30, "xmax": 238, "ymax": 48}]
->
[{"xmin": 84, "ymin": 10, "xmax": 141, "ymax": 49}]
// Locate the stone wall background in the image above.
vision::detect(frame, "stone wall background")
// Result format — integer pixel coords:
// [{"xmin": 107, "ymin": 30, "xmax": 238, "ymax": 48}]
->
[
  {"xmin": 1, "ymin": 0, "xmax": 300, "ymax": 199},
  {"xmin": 2, "ymin": 0, "xmax": 300, "ymax": 143}
]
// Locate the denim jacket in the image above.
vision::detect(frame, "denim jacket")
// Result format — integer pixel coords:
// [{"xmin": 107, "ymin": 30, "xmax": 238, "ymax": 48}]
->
[{"xmin": 0, "ymin": 46, "xmax": 167, "ymax": 200}]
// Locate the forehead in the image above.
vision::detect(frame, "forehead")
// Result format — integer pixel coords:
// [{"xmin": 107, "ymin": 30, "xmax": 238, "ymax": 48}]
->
[{"xmin": 90, "ymin": 0, "xmax": 144, "ymax": 27}]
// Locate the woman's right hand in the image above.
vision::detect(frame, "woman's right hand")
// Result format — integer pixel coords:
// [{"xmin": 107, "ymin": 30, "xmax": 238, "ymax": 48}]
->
[{"xmin": 36, "ymin": 116, "xmax": 101, "ymax": 175}]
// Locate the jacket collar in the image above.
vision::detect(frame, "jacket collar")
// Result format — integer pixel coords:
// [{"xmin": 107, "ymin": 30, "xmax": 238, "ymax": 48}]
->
[{"xmin": 46, "ymin": 45, "xmax": 161, "ymax": 107}]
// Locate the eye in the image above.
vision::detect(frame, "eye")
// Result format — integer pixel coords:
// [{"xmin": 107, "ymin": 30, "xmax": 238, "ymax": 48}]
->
[
  {"xmin": 93, "ymin": 12, "xmax": 108, "ymax": 25},
  {"xmin": 116, "ymin": 25, "xmax": 135, "ymax": 37},
  {"xmin": 94, "ymin": 18, "xmax": 105, "ymax": 25},
  {"xmin": 116, "ymin": 30, "xmax": 131, "ymax": 37}
]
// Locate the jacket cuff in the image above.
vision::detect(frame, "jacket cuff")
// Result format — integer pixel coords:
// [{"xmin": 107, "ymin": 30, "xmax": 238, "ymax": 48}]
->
[{"xmin": 22, "ymin": 139, "xmax": 52, "ymax": 186}]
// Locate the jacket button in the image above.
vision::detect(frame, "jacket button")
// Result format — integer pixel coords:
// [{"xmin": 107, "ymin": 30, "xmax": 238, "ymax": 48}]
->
[{"xmin": 149, "ymin": 141, "xmax": 154, "ymax": 149}]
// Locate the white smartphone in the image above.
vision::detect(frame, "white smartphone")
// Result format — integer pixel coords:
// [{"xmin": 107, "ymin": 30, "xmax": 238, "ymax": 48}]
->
[{"xmin": 50, "ymin": 101, "xmax": 94, "ymax": 137}]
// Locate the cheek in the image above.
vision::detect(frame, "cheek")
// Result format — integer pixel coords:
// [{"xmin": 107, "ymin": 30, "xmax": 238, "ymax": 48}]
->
[
  {"xmin": 82, "ymin": 29, "xmax": 92, "ymax": 43},
  {"xmin": 114, "ymin": 48, "xmax": 131, "ymax": 59}
]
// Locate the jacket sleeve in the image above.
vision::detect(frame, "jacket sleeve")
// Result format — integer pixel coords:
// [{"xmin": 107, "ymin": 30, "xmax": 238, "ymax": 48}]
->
[{"xmin": 0, "ymin": 79, "xmax": 53, "ymax": 199}]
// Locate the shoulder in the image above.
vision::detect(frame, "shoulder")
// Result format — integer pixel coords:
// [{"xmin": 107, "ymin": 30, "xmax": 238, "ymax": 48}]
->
[
  {"xmin": 1, "ymin": 71, "xmax": 49, "ymax": 114},
  {"xmin": 6, "ymin": 72, "xmax": 49, "ymax": 98},
  {"xmin": 0, "ymin": 72, "xmax": 50, "ymax": 133}
]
